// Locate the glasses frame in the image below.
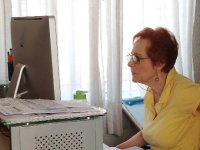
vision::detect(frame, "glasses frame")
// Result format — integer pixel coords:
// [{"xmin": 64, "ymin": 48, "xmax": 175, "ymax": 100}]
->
[{"xmin": 127, "ymin": 53, "xmax": 149, "ymax": 64}]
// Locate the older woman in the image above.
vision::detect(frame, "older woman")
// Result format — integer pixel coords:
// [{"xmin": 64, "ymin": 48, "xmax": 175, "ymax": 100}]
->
[{"xmin": 117, "ymin": 27, "xmax": 200, "ymax": 149}]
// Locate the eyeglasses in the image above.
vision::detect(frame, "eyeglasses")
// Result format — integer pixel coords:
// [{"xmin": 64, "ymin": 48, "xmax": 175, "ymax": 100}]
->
[{"xmin": 127, "ymin": 53, "xmax": 150, "ymax": 64}]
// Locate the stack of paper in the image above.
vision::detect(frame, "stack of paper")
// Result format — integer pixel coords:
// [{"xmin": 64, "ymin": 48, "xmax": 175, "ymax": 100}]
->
[{"xmin": 0, "ymin": 98, "xmax": 106, "ymax": 124}]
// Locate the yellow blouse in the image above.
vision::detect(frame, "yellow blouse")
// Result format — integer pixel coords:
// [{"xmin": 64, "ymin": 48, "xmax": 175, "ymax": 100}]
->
[{"xmin": 143, "ymin": 68, "xmax": 200, "ymax": 150}]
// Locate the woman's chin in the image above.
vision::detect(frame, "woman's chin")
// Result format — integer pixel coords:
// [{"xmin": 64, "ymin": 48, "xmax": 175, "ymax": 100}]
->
[
  {"xmin": 132, "ymin": 77, "xmax": 139, "ymax": 83},
  {"xmin": 132, "ymin": 75, "xmax": 143, "ymax": 83}
]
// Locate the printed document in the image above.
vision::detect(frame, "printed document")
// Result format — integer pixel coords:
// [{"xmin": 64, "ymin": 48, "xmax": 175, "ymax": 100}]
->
[{"xmin": 0, "ymin": 98, "xmax": 96, "ymax": 115}]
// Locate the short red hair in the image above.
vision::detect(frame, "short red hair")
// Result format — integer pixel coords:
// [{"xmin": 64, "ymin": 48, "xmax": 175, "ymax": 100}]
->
[{"xmin": 133, "ymin": 27, "xmax": 178, "ymax": 73}]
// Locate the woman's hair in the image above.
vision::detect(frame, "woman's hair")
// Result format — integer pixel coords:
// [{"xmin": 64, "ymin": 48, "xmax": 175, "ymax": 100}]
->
[{"xmin": 133, "ymin": 27, "xmax": 178, "ymax": 73}]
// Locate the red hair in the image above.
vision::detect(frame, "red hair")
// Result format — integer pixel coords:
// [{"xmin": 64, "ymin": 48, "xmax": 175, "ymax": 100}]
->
[{"xmin": 133, "ymin": 27, "xmax": 178, "ymax": 73}]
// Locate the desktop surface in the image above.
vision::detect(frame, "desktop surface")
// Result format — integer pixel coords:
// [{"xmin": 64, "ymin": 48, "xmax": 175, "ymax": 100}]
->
[{"xmin": 122, "ymin": 103, "xmax": 144, "ymax": 130}]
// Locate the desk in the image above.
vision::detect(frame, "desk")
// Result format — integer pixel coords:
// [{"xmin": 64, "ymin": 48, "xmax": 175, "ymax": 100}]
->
[
  {"xmin": 0, "ymin": 98, "xmax": 106, "ymax": 150},
  {"xmin": 122, "ymin": 103, "xmax": 144, "ymax": 130}
]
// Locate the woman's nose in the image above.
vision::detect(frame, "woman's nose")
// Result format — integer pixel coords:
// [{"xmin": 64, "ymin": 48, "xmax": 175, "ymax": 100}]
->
[{"xmin": 128, "ymin": 60, "xmax": 134, "ymax": 67}]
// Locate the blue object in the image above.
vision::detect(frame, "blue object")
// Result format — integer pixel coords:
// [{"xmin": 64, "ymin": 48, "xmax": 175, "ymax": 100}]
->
[{"xmin": 122, "ymin": 97, "xmax": 144, "ymax": 105}]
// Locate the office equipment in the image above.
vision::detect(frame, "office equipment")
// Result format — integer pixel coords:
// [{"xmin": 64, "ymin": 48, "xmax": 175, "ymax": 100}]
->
[
  {"xmin": 0, "ymin": 98, "xmax": 106, "ymax": 150},
  {"xmin": 8, "ymin": 16, "xmax": 60, "ymax": 100},
  {"xmin": 6, "ymin": 64, "xmax": 26, "ymax": 98}
]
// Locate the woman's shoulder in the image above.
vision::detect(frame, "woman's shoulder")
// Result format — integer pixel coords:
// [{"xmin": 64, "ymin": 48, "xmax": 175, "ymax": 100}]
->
[
  {"xmin": 173, "ymin": 72, "xmax": 200, "ymax": 91},
  {"xmin": 168, "ymin": 72, "xmax": 199, "ymax": 101}
]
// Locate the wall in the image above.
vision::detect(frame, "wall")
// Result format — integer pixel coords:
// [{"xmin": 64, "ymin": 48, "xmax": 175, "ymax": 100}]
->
[{"xmin": 193, "ymin": 0, "xmax": 200, "ymax": 83}]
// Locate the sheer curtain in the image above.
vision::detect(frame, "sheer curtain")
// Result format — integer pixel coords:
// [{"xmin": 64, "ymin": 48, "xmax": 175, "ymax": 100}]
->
[
  {"xmin": 56, "ymin": 0, "xmax": 90, "ymax": 100},
  {"xmin": 0, "ymin": 0, "xmax": 12, "ymax": 85},
  {"xmin": 11, "ymin": 0, "xmax": 56, "ymax": 17},
  {"xmin": 57, "ymin": 0, "xmax": 123, "ymax": 136},
  {"xmin": 100, "ymin": 0, "xmax": 123, "ymax": 136},
  {"xmin": 122, "ymin": 0, "xmax": 196, "ymax": 99}
]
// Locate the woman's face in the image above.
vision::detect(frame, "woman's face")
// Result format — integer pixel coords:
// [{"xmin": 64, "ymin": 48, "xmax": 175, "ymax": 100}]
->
[{"xmin": 128, "ymin": 38, "xmax": 157, "ymax": 85}]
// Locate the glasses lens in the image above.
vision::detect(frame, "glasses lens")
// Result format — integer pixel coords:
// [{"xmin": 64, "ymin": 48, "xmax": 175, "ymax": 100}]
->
[
  {"xmin": 127, "ymin": 53, "xmax": 140, "ymax": 63},
  {"xmin": 127, "ymin": 54, "xmax": 132, "ymax": 61},
  {"xmin": 132, "ymin": 55, "xmax": 140, "ymax": 63}
]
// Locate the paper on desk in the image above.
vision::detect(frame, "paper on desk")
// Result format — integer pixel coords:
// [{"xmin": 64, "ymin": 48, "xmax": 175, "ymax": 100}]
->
[
  {"xmin": 104, "ymin": 147, "xmax": 143, "ymax": 150},
  {"xmin": 24, "ymin": 99, "xmax": 92, "ymax": 109},
  {"xmin": 103, "ymin": 144, "xmax": 143, "ymax": 150},
  {"xmin": 0, "ymin": 98, "xmax": 97, "ymax": 116},
  {"xmin": 103, "ymin": 145, "xmax": 142, "ymax": 150}
]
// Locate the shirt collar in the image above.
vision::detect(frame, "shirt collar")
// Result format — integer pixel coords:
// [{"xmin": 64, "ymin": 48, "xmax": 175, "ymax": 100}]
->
[
  {"xmin": 159, "ymin": 68, "xmax": 177, "ymax": 103},
  {"xmin": 145, "ymin": 68, "xmax": 177, "ymax": 106}
]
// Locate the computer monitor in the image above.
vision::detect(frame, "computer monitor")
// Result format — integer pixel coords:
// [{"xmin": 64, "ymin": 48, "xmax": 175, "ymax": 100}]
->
[{"xmin": 8, "ymin": 16, "xmax": 61, "ymax": 100}]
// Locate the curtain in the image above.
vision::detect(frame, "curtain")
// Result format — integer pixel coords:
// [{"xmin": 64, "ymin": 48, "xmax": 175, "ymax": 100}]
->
[
  {"xmin": 57, "ymin": 0, "xmax": 123, "ymax": 136},
  {"xmin": 0, "ymin": 0, "xmax": 12, "ymax": 85},
  {"xmin": 177, "ymin": 0, "xmax": 196, "ymax": 79},
  {"xmin": 11, "ymin": 0, "xmax": 56, "ymax": 17},
  {"xmin": 122, "ymin": 0, "xmax": 196, "ymax": 100},
  {"xmin": 101, "ymin": 0, "xmax": 123, "ymax": 136}
]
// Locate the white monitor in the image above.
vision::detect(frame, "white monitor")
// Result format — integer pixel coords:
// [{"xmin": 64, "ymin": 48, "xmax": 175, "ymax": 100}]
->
[{"xmin": 8, "ymin": 16, "xmax": 61, "ymax": 100}]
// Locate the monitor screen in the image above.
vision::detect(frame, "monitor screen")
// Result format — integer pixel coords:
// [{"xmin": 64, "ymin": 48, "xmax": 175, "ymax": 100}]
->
[{"xmin": 10, "ymin": 16, "xmax": 60, "ymax": 100}]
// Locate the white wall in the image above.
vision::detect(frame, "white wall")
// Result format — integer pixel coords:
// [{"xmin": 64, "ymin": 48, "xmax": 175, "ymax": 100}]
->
[{"xmin": 193, "ymin": 0, "xmax": 200, "ymax": 83}]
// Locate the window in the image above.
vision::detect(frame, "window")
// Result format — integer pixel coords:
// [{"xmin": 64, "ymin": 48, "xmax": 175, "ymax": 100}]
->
[{"xmin": 11, "ymin": 0, "xmax": 195, "ymax": 101}]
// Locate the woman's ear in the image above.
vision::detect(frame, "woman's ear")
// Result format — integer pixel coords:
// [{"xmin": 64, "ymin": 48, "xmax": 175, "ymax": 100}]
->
[{"xmin": 155, "ymin": 62, "xmax": 165, "ymax": 72}]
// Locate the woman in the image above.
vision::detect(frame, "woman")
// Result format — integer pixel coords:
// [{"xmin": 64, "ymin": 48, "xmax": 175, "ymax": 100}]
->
[{"xmin": 117, "ymin": 27, "xmax": 200, "ymax": 149}]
